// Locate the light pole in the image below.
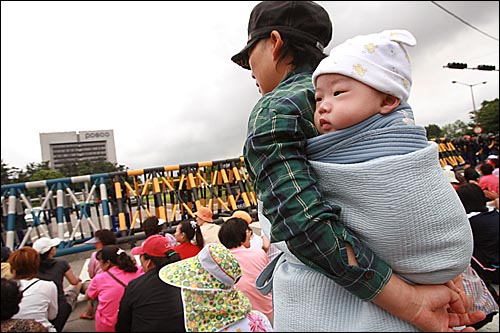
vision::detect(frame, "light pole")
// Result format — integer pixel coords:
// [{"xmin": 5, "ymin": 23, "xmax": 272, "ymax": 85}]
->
[{"xmin": 451, "ymin": 80, "xmax": 487, "ymax": 126}]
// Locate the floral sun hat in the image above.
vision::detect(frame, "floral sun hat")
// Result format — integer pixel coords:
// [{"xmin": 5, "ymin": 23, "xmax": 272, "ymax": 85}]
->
[{"xmin": 159, "ymin": 243, "xmax": 251, "ymax": 332}]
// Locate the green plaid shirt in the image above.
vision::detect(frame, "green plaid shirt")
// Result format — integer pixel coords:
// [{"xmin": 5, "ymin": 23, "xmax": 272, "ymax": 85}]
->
[{"xmin": 243, "ymin": 68, "xmax": 392, "ymax": 301}]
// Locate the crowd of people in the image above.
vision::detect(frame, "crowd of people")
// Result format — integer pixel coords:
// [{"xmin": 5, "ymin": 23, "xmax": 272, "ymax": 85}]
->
[
  {"xmin": 1, "ymin": 1, "xmax": 499, "ymax": 332},
  {"xmin": 2, "ymin": 191, "xmax": 497, "ymax": 332}
]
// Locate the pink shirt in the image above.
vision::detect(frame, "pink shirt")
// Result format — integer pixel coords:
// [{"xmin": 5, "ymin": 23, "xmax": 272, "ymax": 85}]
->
[
  {"xmin": 87, "ymin": 266, "xmax": 143, "ymax": 332},
  {"xmin": 230, "ymin": 246, "xmax": 273, "ymax": 321},
  {"xmin": 478, "ymin": 174, "xmax": 499, "ymax": 194},
  {"xmin": 87, "ymin": 251, "xmax": 102, "ymax": 279}
]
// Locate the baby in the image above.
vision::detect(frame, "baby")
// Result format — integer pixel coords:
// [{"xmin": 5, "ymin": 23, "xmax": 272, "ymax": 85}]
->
[{"xmin": 307, "ymin": 29, "xmax": 473, "ymax": 284}]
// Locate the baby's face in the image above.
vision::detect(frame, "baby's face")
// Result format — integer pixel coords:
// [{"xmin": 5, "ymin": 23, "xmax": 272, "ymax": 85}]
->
[{"xmin": 314, "ymin": 74, "xmax": 387, "ymax": 134}]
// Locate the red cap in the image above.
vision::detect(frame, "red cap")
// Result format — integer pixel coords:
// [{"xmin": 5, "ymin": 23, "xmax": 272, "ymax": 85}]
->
[{"xmin": 131, "ymin": 235, "xmax": 174, "ymax": 257}]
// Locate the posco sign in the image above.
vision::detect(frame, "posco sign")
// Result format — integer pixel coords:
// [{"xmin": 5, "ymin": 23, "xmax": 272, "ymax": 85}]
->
[{"xmin": 81, "ymin": 130, "xmax": 113, "ymax": 141}]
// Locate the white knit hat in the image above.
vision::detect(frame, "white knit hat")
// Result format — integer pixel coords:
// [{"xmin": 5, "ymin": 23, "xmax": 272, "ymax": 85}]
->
[{"xmin": 313, "ymin": 29, "xmax": 416, "ymax": 103}]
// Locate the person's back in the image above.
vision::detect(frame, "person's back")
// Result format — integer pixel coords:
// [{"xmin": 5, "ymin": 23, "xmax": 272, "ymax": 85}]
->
[
  {"xmin": 219, "ymin": 218, "xmax": 273, "ymax": 321},
  {"xmin": 158, "ymin": 243, "xmax": 273, "ymax": 332},
  {"xmin": 33, "ymin": 237, "xmax": 82, "ymax": 332},
  {"xmin": 87, "ymin": 245, "xmax": 143, "ymax": 332},
  {"xmin": 116, "ymin": 267, "xmax": 184, "ymax": 331},
  {"xmin": 116, "ymin": 235, "xmax": 185, "ymax": 332},
  {"xmin": 478, "ymin": 163, "xmax": 499, "ymax": 194},
  {"xmin": 80, "ymin": 228, "xmax": 117, "ymax": 320},
  {"xmin": 457, "ymin": 183, "xmax": 499, "ymax": 284},
  {"xmin": 464, "ymin": 167, "xmax": 481, "ymax": 183},
  {"xmin": 1, "ymin": 278, "xmax": 49, "ymax": 332},
  {"xmin": 8, "ymin": 247, "xmax": 58, "ymax": 332}
]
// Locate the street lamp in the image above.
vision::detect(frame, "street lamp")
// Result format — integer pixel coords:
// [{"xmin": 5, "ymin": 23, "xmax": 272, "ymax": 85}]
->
[{"xmin": 451, "ymin": 80, "xmax": 487, "ymax": 126}]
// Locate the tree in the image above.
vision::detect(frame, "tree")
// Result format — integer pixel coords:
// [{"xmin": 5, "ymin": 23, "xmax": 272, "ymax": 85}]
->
[
  {"xmin": 17, "ymin": 161, "xmax": 52, "ymax": 183},
  {"xmin": 425, "ymin": 124, "xmax": 441, "ymax": 139},
  {"xmin": 30, "ymin": 169, "xmax": 65, "ymax": 182},
  {"xmin": 57, "ymin": 159, "xmax": 127, "ymax": 177},
  {"xmin": 1, "ymin": 160, "xmax": 15, "ymax": 185},
  {"xmin": 441, "ymin": 120, "xmax": 469, "ymax": 138},
  {"xmin": 476, "ymin": 98, "xmax": 499, "ymax": 134}
]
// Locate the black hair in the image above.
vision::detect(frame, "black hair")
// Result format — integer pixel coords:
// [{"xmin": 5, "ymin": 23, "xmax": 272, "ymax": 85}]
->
[
  {"xmin": 95, "ymin": 229, "xmax": 117, "ymax": 246},
  {"xmin": 38, "ymin": 251, "xmax": 57, "ymax": 274},
  {"xmin": 178, "ymin": 220, "xmax": 204, "ymax": 250},
  {"xmin": 142, "ymin": 217, "xmax": 163, "ymax": 238},
  {"xmin": 464, "ymin": 167, "xmax": 480, "ymax": 182},
  {"xmin": 480, "ymin": 163, "xmax": 494, "ymax": 176},
  {"xmin": 456, "ymin": 183, "xmax": 488, "ymax": 214},
  {"xmin": 143, "ymin": 249, "xmax": 181, "ymax": 269},
  {"xmin": 96, "ymin": 245, "xmax": 137, "ymax": 273},
  {"xmin": 276, "ymin": 32, "xmax": 328, "ymax": 71},
  {"xmin": 1, "ymin": 278, "xmax": 22, "ymax": 320},
  {"xmin": 218, "ymin": 218, "xmax": 249, "ymax": 249}
]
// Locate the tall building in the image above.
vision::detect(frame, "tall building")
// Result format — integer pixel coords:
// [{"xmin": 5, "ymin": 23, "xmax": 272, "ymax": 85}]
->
[{"xmin": 40, "ymin": 130, "xmax": 117, "ymax": 170}]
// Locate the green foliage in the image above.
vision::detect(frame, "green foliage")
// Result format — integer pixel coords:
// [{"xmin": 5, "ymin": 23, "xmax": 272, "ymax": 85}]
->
[
  {"xmin": 476, "ymin": 98, "xmax": 499, "ymax": 134},
  {"xmin": 425, "ymin": 124, "xmax": 441, "ymax": 139},
  {"xmin": 57, "ymin": 159, "xmax": 122, "ymax": 177},
  {"xmin": 1, "ymin": 159, "xmax": 16, "ymax": 185},
  {"xmin": 1, "ymin": 158, "xmax": 128, "ymax": 186},
  {"xmin": 31, "ymin": 169, "xmax": 65, "ymax": 182},
  {"xmin": 441, "ymin": 120, "xmax": 469, "ymax": 138},
  {"xmin": 425, "ymin": 98, "xmax": 498, "ymax": 140}
]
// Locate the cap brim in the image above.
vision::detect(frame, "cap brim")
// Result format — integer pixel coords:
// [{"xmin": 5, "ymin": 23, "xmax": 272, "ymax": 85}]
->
[
  {"xmin": 231, "ymin": 37, "xmax": 261, "ymax": 70},
  {"xmin": 84, "ymin": 237, "xmax": 99, "ymax": 244},
  {"xmin": 159, "ymin": 245, "xmax": 236, "ymax": 290},
  {"xmin": 51, "ymin": 238, "xmax": 62, "ymax": 247}
]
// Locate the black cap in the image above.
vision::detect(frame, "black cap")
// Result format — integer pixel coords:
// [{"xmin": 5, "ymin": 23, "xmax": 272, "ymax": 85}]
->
[{"xmin": 231, "ymin": 1, "xmax": 333, "ymax": 70}]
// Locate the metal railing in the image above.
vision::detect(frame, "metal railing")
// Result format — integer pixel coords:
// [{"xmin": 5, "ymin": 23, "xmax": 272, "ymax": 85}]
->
[{"xmin": 1, "ymin": 156, "xmax": 256, "ymax": 255}]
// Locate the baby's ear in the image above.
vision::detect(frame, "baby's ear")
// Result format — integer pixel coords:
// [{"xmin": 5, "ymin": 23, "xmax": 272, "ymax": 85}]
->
[{"xmin": 380, "ymin": 95, "xmax": 400, "ymax": 114}]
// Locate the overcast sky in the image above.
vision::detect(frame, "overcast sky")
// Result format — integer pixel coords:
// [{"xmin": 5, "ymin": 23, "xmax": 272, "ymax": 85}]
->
[{"xmin": 2, "ymin": 1, "xmax": 499, "ymax": 172}]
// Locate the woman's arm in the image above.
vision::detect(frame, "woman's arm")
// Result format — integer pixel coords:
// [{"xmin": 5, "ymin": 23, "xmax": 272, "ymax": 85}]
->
[{"xmin": 64, "ymin": 267, "xmax": 82, "ymax": 285}]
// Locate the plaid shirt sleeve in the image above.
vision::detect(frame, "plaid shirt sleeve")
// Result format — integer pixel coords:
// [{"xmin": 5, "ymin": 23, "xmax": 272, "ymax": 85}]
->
[{"xmin": 243, "ymin": 72, "xmax": 392, "ymax": 301}]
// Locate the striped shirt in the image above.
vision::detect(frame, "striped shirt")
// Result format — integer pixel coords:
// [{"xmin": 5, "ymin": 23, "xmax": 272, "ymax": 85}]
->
[{"xmin": 243, "ymin": 68, "xmax": 392, "ymax": 300}]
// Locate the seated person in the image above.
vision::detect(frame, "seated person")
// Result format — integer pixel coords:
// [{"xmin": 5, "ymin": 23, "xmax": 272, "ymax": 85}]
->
[
  {"xmin": 1, "ymin": 277, "xmax": 49, "ymax": 332},
  {"xmin": 80, "ymin": 228, "xmax": 117, "ymax": 320},
  {"xmin": 159, "ymin": 243, "xmax": 273, "ymax": 332},
  {"xmin": 218, "ymin": 217, "xmax": 273, "ymax": 321},
  {"xmin": 8, "ymin": 247, "xmax": 58, "ymax": 331}
]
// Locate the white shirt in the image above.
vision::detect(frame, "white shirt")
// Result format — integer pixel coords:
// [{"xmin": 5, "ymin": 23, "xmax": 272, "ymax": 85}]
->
[
  {"xmin": 200, "ymin": 223, "xmax": 221, "ymax": 244},
  {"xmin": 13, "ymin": 278, "xmax": 58, "ymax": 332},
  {"xmin": 249, "ymin": 234, "xmax": 264, "ymax": 250}
]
